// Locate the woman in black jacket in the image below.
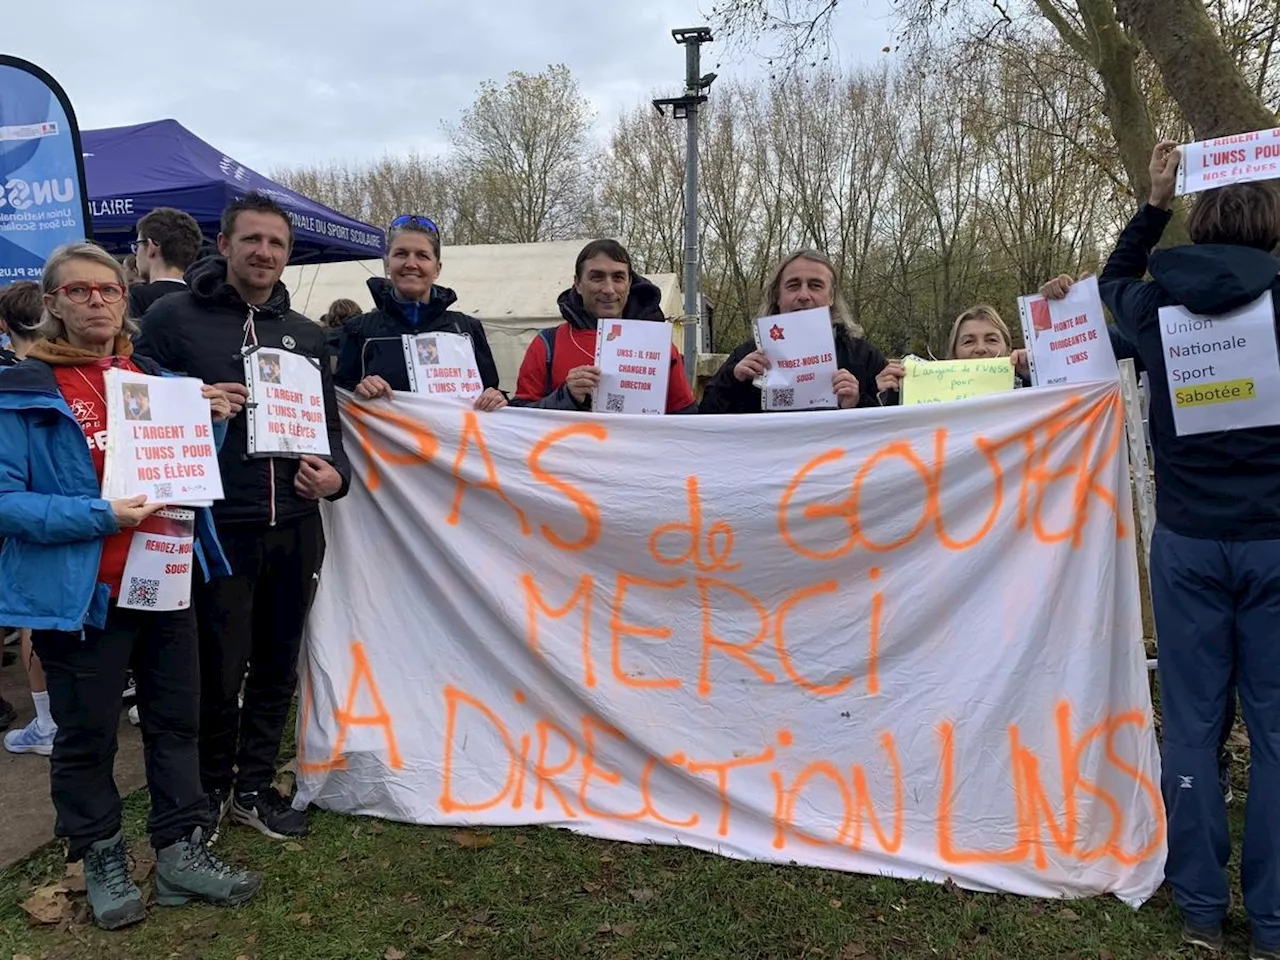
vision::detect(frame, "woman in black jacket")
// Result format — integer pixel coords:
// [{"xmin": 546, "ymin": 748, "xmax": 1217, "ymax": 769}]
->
[
  {"xmin": 700, "ymin": 249, "xmax": 895, "ymax": 413},
  {"xmin": 334, "ymin": 216, "xmax": 505, "ymax": 411}
]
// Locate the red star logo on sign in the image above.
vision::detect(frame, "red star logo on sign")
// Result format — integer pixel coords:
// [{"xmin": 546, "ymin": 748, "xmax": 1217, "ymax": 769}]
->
[{"xmin": 769, "ymin": 324, "xmax": 785, "ymax": 341}]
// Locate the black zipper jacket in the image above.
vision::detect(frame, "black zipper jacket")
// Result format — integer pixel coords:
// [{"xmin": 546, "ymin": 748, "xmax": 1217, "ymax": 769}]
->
[
  {"xmin": 135, "ymin": 257, "xmax": 351, "ymax": 527},
  {"xmin": 333, "ymin": 278, "xmax": 501, "ymax": 393}
]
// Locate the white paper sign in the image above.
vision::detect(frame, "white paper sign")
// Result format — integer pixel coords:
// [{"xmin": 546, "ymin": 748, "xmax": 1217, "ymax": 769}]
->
[
  {"xmin": 118, "ymin": 508, "xmax": 196, "ymax": 611},
  {"xmin": 753, "ymin": 307, "xmax": 838, "ymax": 410},
  {"xmin": 244, "ymin": 348, "xmax": 331, "ymax": 458},
  {"xmin": 592, "ymin": 318, "xmax": 673, "ymax": 415},
  {"xmin": 1017, "ymin": 276, "xmax": 1118, "ymax": 386},
  {"xmin": 403, "ymin": 332, "xmax": 484, "ymax": 402},
  {"xmin": 1158, "ymin": 291, "xmax": 1280, "ymax": 435},
  {"xmin": 1176, "ymin": 126, "xmax": 1280, "ymax": 196},
  {"xmin": 101, "ymin": 369, "xmax": 223, "ymax": 507}
]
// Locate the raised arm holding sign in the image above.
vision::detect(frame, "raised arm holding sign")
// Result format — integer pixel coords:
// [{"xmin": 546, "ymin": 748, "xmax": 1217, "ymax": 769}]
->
[{"xmin": 752, "ymin": 306, "xmax": 840, "ymax": 410}]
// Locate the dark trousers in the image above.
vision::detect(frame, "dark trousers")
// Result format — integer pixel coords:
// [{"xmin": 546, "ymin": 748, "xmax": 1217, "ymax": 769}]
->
[
  {"xmin": 196, "ymin": 513, "xmax": 325, "ymax": 794},
  {"xmin": 1152, "ymin": 524, "xmax": 1280, "ymax": 945},
  {"xmin": 33, "ymin": 605, "xmax": 205, "ymax": 860}
]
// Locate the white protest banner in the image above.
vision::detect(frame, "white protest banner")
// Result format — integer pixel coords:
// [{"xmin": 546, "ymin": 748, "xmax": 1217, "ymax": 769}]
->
[
  {"xmin": 1176, "ymin": 126, "xmax": 1280, "ymax": 196},
  {"xmin": 244, "ymin": 347, "xmax": 330, "ymax": 458},
  {"xmin": 299, "ymin": 384, "xmax": 1164, "ymax": 906},
  {"xmin": 118, "ymin": 508, "xmax": 196, "ymax": 611},
  {"xmin": 1017, "ymin": 276, "xmax": 1118, "ymax": 386},
  {"xmin": 1158, "ymin": 291, "xmax": 1280, "ymax": 435},
  {"xmin": 753, "ymin": 307, "xmax": 838, "ymax": 410},
  {"xmin": 592, "ymin": 318, "xmax": 673, "ymax": 415},
  {"xmin": 403, "ymin": 332, "xmax": 484, "ymax": 402},
  {"xmin": 101, "ymin": 369, "xmax": 222, "ymax": 506}
]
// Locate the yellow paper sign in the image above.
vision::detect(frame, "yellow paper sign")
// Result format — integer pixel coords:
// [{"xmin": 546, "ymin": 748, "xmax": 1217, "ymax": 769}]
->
[{"xmin": 901, "ymin": 356, "xmax": 1016, "ymax": 406}]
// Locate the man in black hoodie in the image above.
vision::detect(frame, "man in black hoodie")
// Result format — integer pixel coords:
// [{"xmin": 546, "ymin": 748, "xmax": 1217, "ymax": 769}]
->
[
  {"xmin": 511, "ymin": 239, "xmax": 698, "ymax": 413},
  {"xmin": 1098, "ymin": 141, "xmax": 1280, "ymax": 958},
  {"xmin": 137, "ymin": 192, "xmax": 351, "ymax": 843}
]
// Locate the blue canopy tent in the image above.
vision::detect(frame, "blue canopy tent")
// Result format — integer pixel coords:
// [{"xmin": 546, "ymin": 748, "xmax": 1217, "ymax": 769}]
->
[{"xmin": 82, "ymin": 119, "xmax": 383, "ymax": 264}]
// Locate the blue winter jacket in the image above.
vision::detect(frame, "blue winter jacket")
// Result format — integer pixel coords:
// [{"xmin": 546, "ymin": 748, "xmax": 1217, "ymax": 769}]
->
[{"xmin": 0, "ymin": 356, "xmax": 232, "ymax": 633}]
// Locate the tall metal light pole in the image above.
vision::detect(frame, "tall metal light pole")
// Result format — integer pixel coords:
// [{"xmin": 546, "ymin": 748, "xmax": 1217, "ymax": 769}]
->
[{"xmin": 654, "ymin": 27, "xmax": 715, "ymax": 386}]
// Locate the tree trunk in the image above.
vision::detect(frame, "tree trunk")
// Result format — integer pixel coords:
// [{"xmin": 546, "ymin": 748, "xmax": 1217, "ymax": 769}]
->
[{"xmin": 1115, "ymin": 0, "xmax": 1276, "ymax": 138}]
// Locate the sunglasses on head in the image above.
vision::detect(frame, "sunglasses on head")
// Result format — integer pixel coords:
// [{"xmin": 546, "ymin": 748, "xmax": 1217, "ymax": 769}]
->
[{"xmin": 389, "ymin": 214, "xmax": 440, "ymax": 235}]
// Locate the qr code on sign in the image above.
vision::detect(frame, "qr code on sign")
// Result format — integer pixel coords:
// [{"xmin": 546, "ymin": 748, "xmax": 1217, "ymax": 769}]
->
[
  {"xmin": 770, "ymin": 387, "xmax": 795, "ymax": 407},
  {"xmin": 125, "ymin": 578, "xmax": 160, "ymax": 608},
  {"xmin": 605, "ymin": 393, "xmax": 626, "ymax": 413},
  {"xmin": 154, "ymin": 483, "xmax": 172, "ymax": 500}
]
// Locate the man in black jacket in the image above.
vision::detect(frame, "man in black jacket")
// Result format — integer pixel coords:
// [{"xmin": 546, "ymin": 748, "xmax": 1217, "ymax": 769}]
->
[
  {"xmin": 136, "ymin": 192, "xmax": 351, "ymax": 842},
  {"xmin": 129, "ymin": 207, "xmax": 203, "ymax": 318}
]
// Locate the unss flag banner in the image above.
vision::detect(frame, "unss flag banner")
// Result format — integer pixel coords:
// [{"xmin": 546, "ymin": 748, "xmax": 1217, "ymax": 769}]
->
[{"xmin": 0, "ymin": 57, "xmax": 92, "ymax": 282}]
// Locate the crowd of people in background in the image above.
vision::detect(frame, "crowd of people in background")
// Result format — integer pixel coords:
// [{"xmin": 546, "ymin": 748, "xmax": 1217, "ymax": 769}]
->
[{"xmin": 0, "ymin": 139, "xmax": 1277, "ymax": 958}]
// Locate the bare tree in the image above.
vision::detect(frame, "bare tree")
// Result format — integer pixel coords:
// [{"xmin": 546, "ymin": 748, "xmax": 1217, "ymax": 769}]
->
[{"xmin": 446, "ymin": 64, "xmax": 596, "ymax": 243}]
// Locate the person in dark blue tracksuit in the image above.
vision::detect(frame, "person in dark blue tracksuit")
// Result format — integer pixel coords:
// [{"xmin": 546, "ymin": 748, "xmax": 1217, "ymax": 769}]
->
[{"xmin": 1095, "ymin": 140, "xmax": 1280, "ymax": 958}]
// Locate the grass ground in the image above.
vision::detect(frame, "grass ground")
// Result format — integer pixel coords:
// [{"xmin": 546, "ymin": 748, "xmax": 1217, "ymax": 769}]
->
[
  {"xmin": 0, "ymin": 773, "xmax": 1252, "ymax": 960},
  {"xmin": 0, "ymin": 717, "xmax": 1254, "ymax": 960}
]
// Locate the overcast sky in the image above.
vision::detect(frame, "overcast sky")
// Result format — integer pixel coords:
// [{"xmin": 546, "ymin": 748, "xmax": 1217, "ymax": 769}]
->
[{"xmin": 7, "ymin": 0, "xmax": 894, "ymax": 175}]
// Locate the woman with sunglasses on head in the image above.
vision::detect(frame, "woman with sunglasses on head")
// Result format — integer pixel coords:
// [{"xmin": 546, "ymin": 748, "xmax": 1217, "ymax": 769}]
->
[
  {"xmin": 0, "ymin": 243, "xmax": 261, "ymax": 931},
  {"xmin": 334, "ymin": 215, "xmax": 506, "ymax": 411}
]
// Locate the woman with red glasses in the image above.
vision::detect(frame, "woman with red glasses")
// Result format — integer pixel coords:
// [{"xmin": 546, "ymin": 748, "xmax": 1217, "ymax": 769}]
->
[
  {"xmin": 333, "ymin": 214, "xmax": 506, "ymax": 410},
  {"xmin": 0, "ymin": 243, "xmax": 261, "ymax": 930}
]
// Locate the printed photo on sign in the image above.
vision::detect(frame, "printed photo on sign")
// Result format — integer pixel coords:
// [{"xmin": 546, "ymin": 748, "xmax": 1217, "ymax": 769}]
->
[
  {"xmin": 1176, "ymin": 126, "xmax": 1280, "ymax": 196},
  {"xmin": 592, "ymin": 318, "xmax": 673, "ymax": 415},
  {"xmin": 1016, "ymin": 276, "xmax": 1118, "ymax": 386},
  {"xmin": 244, "ymin": 347, "xmax": 331, "ymax": 458},
  {"xmin": 402, "ymin": 332, "xmax": 484, "ymax": 401},
  {"xmin": 119, "ymin": 507, "xmax": 196, "ymax": 612},
  {"xmin": 257, "ymin": 352, "xmax": 282, "ymax": 384},
  {"xmin": 101, "ymin": 369, "xmax": 224, "ymax": 506},
  {"xmin": 1158, "ymin": 291, "xmax": 1280, "ymax": 436},
  {"xmin": 753, "ymin": 306, "xmax": 838, "ymax": 411},
  {"xmin": 121, "ymin": 382, "xmax": 152, "ymax": 421},
  {"xmin": 900, "ymin": 355, "xmax": 1015, "ymax": 405}
]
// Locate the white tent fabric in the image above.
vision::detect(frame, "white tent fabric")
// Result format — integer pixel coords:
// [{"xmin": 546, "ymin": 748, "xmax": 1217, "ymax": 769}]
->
[{"xmin": 282, "ymin": 240, "xmax": 683, "ymax": 393}]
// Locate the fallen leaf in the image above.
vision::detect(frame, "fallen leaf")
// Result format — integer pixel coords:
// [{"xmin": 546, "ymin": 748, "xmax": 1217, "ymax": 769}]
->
[
  {"xmin": 529, "ymin": 925, "xmax": 547, "ymax": 941},
  {"xmin": 829, "ymin": 898, "xmax": 843, "ymax": 908},
  {"xmin": 841, "ymin": 945, "xmax": 868, "ymax": 959},
  {"xmin": 512, "ymin": 834, "xmax": 528, "ymax": 847},
  {"xmin": 62, "ymin": 860, "xmax": 86, "ymax": 893},
  {"xmin": 283, "ymin": 841, "xmax": 304, "ymax": 852},
  {"xmin": 292, "ymin": 912, "xmax": 313, "ymax": 926},
  {"xmin": 1099, "ymin": 951, "xmax": 1114, "ymax": 960},
  {"xmin": 352, "ymin": 826, "xmax": 363, "ymax": 838},
  {"xmin": 235, "ymin": 956, "xmax": 251, "ymax": 960},
  {"xmin": 1059, "ymin": 907, "xmax": 1081, "ymax": 921},
  {"xmin": 380, "ymin": 860, "xmax": 391, "ymax": 870},
  {"xmin": 369, "ymin": 822, "xmax": 385, "ymax": 835},
  {"xmin": 273, "ymin": 758, "xmax": 297, "ymax": 797},
  {"xmin": 431, "ymin": 930, "xmax": 455, "ymax": 943},
  {"xmin": 337, "ymin": 848, "xmax": 350, "ymax": 862},
  {"xmin": 597, "ymin": 923, "xmax": 613, "ymax": 934},
  {"xmin": 614, "ymin": 922, "xmax": 637, "ymax": 936},
  {"xmin": 246, "ymin": 934, "xmax": 258, "ymax": 943},
  {"xmin": 599, "ymin": 854, "xmax": 615, "ymax": 863},
  {"xmin": 629, "ymin": 887, "xmax": 655, "ymax": 903},
  {"xmin": 385, "ymin": 949, "xmax": 406, "ymax": 960},
  {"xmin": 943, "ymin": 878, "xmax": 966, "ymax": 901},
  {"xmin": 582, "ymin": 881, "xmax": 603, "ymax": 893},
  {"xmin": 14, "ymin": 954, "xmax": 35, "ymax": 960},
  {"xmin": 20, "ymin": 883, "xmax": 71, "ymax": 925},
  {"xmin": 469, "ymin": 909, "xmax": 492, "ymax": 925},
  {"xmin": 450, "ymin": 829, "xmax": 495, "ymax": 850},
  {"xmin": 131, "ymin": 856, "xmax": 155, "ymax": 884}
]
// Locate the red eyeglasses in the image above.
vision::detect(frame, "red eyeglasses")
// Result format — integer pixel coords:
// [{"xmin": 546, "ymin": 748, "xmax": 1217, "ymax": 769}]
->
[{"xmin": 54, "ymin": 282, "xmax": 127, "ymax": 304}]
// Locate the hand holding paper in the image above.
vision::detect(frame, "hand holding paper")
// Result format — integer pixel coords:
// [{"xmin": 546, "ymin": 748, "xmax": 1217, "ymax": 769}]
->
[
  {"xmin": 111, "ymin": 495, "xmax": 165, "ymax": 528},
  {"xmin": 213, "ymin": 382, "xmax": 248, "ymax": 417}
]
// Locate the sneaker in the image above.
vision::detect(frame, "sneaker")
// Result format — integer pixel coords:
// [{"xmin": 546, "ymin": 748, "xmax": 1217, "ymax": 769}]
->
[
  {"xmin": 155, "ymin": 826, "xmax": 261, "ymax": 907},
  {"xmin": 0, "ymin": 697, "xmax": 16, "ymax": 732},
  {"xmin": 83, "ymin": 831, "xmax": 146, "ymax": 930},
  {"xmin": 127, "ymin": 704, "xmax": 139, "ymax": 726},
  {"xmin": 1183, "ymin": 921, "xmax": 1225, "ymax": 952},
  {"xmin": 4, "ymin": 717, "xmax": 55, "ymax": 755},
  {"xmin": 231, "ymin": 788, "xmax": 308, "ymax": 840},
  {"xmin": 206, "ymin": 787, "xmax": 233, "ymax": 846}
]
